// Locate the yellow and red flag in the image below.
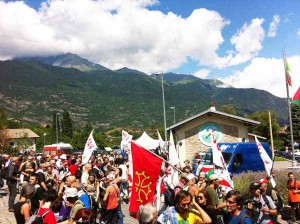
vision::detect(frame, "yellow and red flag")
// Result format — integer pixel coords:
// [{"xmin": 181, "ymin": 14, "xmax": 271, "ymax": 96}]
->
[{"xmin": 129, "ymin": 141, "xmax": 162, "ymax": 216}]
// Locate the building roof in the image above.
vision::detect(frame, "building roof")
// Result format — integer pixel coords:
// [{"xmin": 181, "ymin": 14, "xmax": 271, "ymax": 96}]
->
[
  {"xmin": 7, "ymin": 129, "xmax": 40, "ymax": 139},
  {"xmin": 167, "ymin": 108, "xmax": 260, "ymax": 131}
]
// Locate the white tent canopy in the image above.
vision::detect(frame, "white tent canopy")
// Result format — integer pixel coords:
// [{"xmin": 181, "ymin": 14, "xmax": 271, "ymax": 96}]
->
[{"xmin": 135, "ymin": 132, "xmax": 160, "ymax": 150}]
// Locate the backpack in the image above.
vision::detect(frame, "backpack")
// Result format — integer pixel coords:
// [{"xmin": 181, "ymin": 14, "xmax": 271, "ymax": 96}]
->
[
  {"xmin": 274, "ymin": 191, "xmax": 284, "ymax": 211},
  {"xmin": 1, "ymin": 166, "xmax": 9, "ymax": 179},
  {"xmin": 25, "ymin": 209, "xmax": 51, "ymax": 224}
]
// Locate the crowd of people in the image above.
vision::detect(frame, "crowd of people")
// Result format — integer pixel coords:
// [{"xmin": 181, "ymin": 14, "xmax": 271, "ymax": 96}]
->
[{"xmin": 0, "ymin": 152, "xmax": 299, "ymax": 224}]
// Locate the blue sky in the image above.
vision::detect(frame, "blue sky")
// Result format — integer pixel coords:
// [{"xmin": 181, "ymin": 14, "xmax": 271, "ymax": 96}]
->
[{"xmin": 1, "ymin": 0, "xmax": 300, "ymax": 97}]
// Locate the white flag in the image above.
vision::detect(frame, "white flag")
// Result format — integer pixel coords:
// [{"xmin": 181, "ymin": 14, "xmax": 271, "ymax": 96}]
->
[
  {"xmin": 120, "ymin": 130, "xmax": 133, "ymax": 151},
  {"xmin": 157, "ymin": 130, "xmax": 165, "ymax": 152},
  {"xmin": 168, "ymin": 132, "xmax": 179, "ymax": 188},
  {"xmin": 211, "ymin": 133, "xmax": 225, "ymax": 168},
  {"xmin": 82, "ymin": 130, "xmax": 97, "ymax": 164},
  {"xmin": 255, "ymin": 136, "xmax": 276, "ymax": 187}
]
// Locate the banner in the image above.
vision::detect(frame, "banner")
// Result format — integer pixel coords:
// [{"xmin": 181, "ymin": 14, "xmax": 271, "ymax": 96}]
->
[
  {"xmin": 82, "ymin": 130, "xmax": 97, "ymax": 164},
  {"xmin": 121, "ymin": 130, "xmax": 133, "ymax": 152},
  {"xmin": 255, "ymin": 136, "xmax": 276, "ymax": 187},
  {"xmin": 129, "ymin": 142, "xmax": 162, "ymax": 215}
]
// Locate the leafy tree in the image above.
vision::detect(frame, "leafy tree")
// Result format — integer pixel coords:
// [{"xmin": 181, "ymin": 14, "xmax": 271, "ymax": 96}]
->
[
  {"xmin": 61, "ymin": 109, "xmax": 73, "ymax": 138},
  {"xmin": 246, "ymin": 111, "xmax": 280, "ymax": 146},
  {"xmin": 285, "ymin": 105, "xmax": 300, "ymax": 147},
  {"xmin": 220, "ymin": 105, "xmax": 236, "ymax": 115}
]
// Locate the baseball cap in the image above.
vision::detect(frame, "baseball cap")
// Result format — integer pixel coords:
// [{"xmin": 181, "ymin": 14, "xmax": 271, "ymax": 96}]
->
[
  {"xmin": 60, "ymin": 154, "xmax": 67, "ymax": 160},
  {"xmin": 106, "ymin": 174, "xmax": 115, "ymax": 181},
  {"xmin": 46, "ymin": 155, "xmax": 51, "ymax": 158},
  {"xmin": 187, "ymin": 173, "xmax": 196, "ymax": 180},
  {"xmin": 250, "ymin": 182, "xmax": 261, "ymax": 190},
  {"xmin": 258, "ymin": 178, "xmax": 269, "ymax": 184},
  {"xmin": 209, "ymin": 174, "xmax": 220, "ymax": 181},
  {"xmin": 64, "ymin": 188, "xmax": 78, "ymax": 198},
  {"xmin": 199, "ymin": 172, "xmax": 206, "ymax": 178}
]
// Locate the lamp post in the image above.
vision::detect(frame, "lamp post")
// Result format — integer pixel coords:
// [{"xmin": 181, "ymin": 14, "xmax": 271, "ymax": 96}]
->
[
  {"xmin": 155, "ymin": 72, "xmax": 167, "ymax": 151},
  {"xmin": 56, "ymin": 113, "xmax": 60, "ymax": 145},
  {"xmin": 170, "ymin": 107, "xmax": 175, "ymax": 124},
  {"xmin": 43, "ymin": 133, "xmax": 46, "ymax": 146}
]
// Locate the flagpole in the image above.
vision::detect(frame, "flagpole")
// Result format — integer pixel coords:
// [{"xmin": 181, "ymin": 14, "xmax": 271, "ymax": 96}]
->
[
  {"xmin": 268, "ymin": 111, "xmax": 274, "ymax": 159},
  {"xmin": 283, "ymin": 50, "xmax": 296, "ymax": 167}
]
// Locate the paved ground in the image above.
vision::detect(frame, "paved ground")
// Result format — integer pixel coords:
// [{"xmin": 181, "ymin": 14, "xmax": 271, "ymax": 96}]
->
[{"xmin": 0, "ymin": 161, "xmax": 294, "ymax": 224}]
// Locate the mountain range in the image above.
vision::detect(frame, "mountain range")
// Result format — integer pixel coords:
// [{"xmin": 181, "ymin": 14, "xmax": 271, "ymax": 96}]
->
[{"xmin": 0, "ymin": 53, "xmax": 287, "ymax": 130}]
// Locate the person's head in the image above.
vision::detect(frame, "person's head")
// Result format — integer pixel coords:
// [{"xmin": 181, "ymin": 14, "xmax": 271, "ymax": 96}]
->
[
  {"xmin": 47, "ymin": 166, "xmax": 53, "ymax": 174},
  {"xmin": 11, "ymin": 157, "xmax": 18, "ymax": 164},
  {"xmin": 175, "ymin": 190, "xmax": 192, "ymax": 214},
  {"xmin": 196, "ymin": 190, "xmax": 212, "ymax": 207},
  {"xmin": 85, "ymin": 163, "xmax": 92, "ymax": 172},
  {"xmin": 115, "ymin": 167, "xmax": 122, "ymax": 177},
  {"xmin": 106, "ymin": 173, "xmax": 115, "ymax": 184},
  {"xmin": 208, "ymin": 174, "xmax": 220, "ymax": 188},
  {"xmin": 71, "ymin": 159, "xmax": 76, "ymax": 165},
  {"xmin": 288, "ymin": 172, "xmax": 294, "ymax": 180},
  {"xmin": 258, "ymin": 179, "xmax": 269, "ymax": 194},
  {"xmin": 42, "ymin": 163, "xmax": 48, "ymax": 172},
  {"xmin": 199, "ymin": 172, "xmax": 206, "ymax": 182},
  {"xmin": 104, "ymin": 157, "xmax": 109, "ymax": 163},
  {"xmin": 73, "ymin": 208, "xmax": 95, "ymax": 224},
  {"xmin": 250, "ymin": 182, "xmax": 261, "ymax": 197},
  {"xmin": 179, "ymin": 175, "xmax": 188, "ymax": 185},
  {"xmin": 66, "ymin": 175, "xmax": 76, "ymax": 187},
  {"xmin": 46, "ymin": 155, "xmax": 51, "ymax": 161},
  {"xmin": 50, "ymin": 159, "xmax": 56, "ymax": 168},
  {"xmin": 225, "ymin": 190, "xmax": 244, "ymax": 213},
  {"xmin": 29, "ymin": 173, "xmax": 39, "ymax": 185},
  {"xmin": 182, "ymin": 166, "xmax": 191, "ymax": 174},
  {"xmin": 138, "ymin": 203, "xmax": 157, "ymax": 224},
  {"xmin": 88, "ymin": 173, "xmax": 96, "ymax": 184},
  {"xmin": 44, "ymin": 188, "xmax": 58, "ymax": 203},
  {"xmin": 20, "ymin": 184, "xmax": 35, "ymax": 199},
  {"xmin": 27, "ymin": 155, "xmax": 33, "ymax": 162},
  {"xmin": 184, "ymin": 160, "xmax": 190, "ymax": 166}
]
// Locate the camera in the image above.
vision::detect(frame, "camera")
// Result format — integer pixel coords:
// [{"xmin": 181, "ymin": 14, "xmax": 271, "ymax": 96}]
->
[{"xmin": 244, "ymin": 199, "xmax": 262, "ymax": 210}]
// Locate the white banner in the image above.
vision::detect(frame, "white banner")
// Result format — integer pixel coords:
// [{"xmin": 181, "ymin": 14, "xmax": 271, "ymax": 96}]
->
[
  {"xmin": 255, "ymin": 136, "xmax": 276, "ymax": 187},
  {"xmin": 120, "ymin": 130, "xmax": 133, "ymax": 151},
  {"xmin": 82, "ymin": 130, "xmax": 97, "ymax": 164}
]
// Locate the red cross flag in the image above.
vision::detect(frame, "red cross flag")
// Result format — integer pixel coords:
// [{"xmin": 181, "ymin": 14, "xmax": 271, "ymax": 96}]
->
[{"xmin": 129, "ymin": 142, "xmax": 162, "ymax": 217}]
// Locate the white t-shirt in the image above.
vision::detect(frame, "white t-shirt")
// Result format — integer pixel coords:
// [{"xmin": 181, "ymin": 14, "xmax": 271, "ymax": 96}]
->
[
  {"xmin": 118, "ymin": 164, "xmax": 127, "ymax": 181},
  {"xmin": 81, "ymin": 172, "xmax": 89, "ymax": 184}
]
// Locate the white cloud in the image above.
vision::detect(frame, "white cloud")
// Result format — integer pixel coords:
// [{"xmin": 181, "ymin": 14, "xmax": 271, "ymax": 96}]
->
[
  {"xmin": 0, "ymin": 0, "xmax": 236, "ymax": 73},
  {"xmin": 297, "ymin": 29, "xmax": 300, "ymax": 37},
  {"xmin": 219, "ymin": 55, "xmax": 300, "ymax": 98},
  {"xmin": 193, "ymin": 69, "xmax": 211, "ymax": 79},
  {"xmin": 227, "ymin": 18, "xmax": 265, "ymax": 66},
  {"xmin": 268, "ymin": 14, "xmax": 280, "ymax": 37}
]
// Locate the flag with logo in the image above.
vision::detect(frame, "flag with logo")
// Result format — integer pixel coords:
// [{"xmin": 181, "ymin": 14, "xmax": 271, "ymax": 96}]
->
[
  {"xmin": 255, "ymin": 136, "xmax": 276, "ymax": 187},
  {"xmin": 285, "ymin": 59, "xmax": 292, "ymax": 87},
  {"xmin": 82, "ymin": 130, "xmax": 97, "ymax": 164},
  {"xmin": 129, "ymin": 142, "xmax": 163, "ymax": 216},
  {"xmin": 292, "ymin": 87, "xmax": 300, "ymax": 105},
  {"xmin": 121, "ymin": 130, "xmax": 133, "ymax": 152},
  {"xmin": 211, "ymin": 133, "xmax": 234, "ymax": 189}
]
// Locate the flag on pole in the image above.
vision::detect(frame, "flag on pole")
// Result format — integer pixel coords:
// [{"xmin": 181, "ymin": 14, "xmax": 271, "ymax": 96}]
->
[
  {"xmin": 292, "ymin": 87, "xmax": 300, "ymax": 105},
  {"xmin": 286, "ymin": 59, "xmax": 292, "ymax": 87},
  {"xmin": 129, "ymin": 142, "xmax": 162, "ymax": 216},
  {"xmin": 211, "ymin": 133, "xmax": 234, "ymax": 189},
  {"xmin": 157, "ymin": 130, "xmax": 165, "ymax": 152},
  {"xmin": 167, "ymin": 131, "xmax": 179, "ymax": 188},
  {"xmin": 82, "ymin": 130, "xmax": 97, "ymax": 164},
  {"xmin": 121, "ymin": 130, "xmax": 133, "ymax": 152},
  {"xmin": 255, "ymin": 136, "xmax": 276, "ymax": 188}
]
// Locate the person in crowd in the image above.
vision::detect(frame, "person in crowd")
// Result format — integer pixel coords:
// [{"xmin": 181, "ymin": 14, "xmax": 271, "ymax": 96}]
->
[
  {"xmin": 68, "ymin": 159, "xmax": 77, "ymax": 176},
  {"xmin": 113, "ymin": 168, "xmax": 125, "ymax": 224},
  {"xmin": 58, "ymin": 175, "xmax": 76, "ymax": 197},
  {"xmin": 287, "ymin": 171, "xmax": 300, "ymax": 222},
  {"xmin": 186, "ymin": 173, "xmax": 199, "ymax": 198},
  {"xmin": 92, "ymin": 159, "xmax": 104, "ymax": 180},
  {"xmin": 52, "ymin": 196, "xmax": 71, "ymax": 223},
  {"xmin": 37, "ymin": 188, "xmax": 57, "ymax": 224},
  {"xmin": 225, "ymin": 190, "xmax": 253, "ymax": 224},
  {"xmin": 29, "ymin": 173, "xmax": 44, "ymax": 214},
  {"xmin": 198, "ymin": 172, "xmax": 207, "ymax": 191},
  {"xmin": 174, "ymin": 174, "xmax": 189, "ymax": 195},
  {"xmin": 81, "ymin": 163, "xmax": 92, "ymax": 185},
  {"xmin": 13, "ymin": 184, "xmax": 35, "ymax": 224},
  {"xmin": 36, "ymin": 163, "xmax": 49, "ymax": 191},
  {"xmin": 45, "ymin": 165, "xmax": 57, "ymax": 189},
  {"xmin": 7, "ymin": 157, "xmax": 19, "ymax": 212},
  {"xmin": 157, "ymin": 190, "xmax": 212, "ymax": 224},
  {"xmin": 73, "ymin": 208, "xmax": 95, "ymax": 224},
  {"xmin": 20, "ymin": 155, "xmax": 36, "ymax": 183},
  {"xmin": 101, "ymin": 156, "xmax": 109, "ymax": 174},
  {"xmin": 184, "ymin": 159, "xmax": 192, "ymax": 170},
  {"xmin": 65, "ymin": 188, "xmax": 85, "ymax": 224},
  {"xmin": 247, "ymin": 182, "xmax": 277, "ymax": 224},
  {"xmin": 100, "ymin": 173, "xmax": 119, "ymax": 224},
  {"xmin": 182, "ymin": 165, "xmax": 191, "ymax": 175},
  {"xmin": 75, "ymin": 182, "xmax": 91, "ymax": 209},
  {"xmin": 85, "ymin": 173, "xmax": 99, "ymax": 201},
  {"xmin": 138, "ymin": 203, "xmax": 157, "ymax": 224},
  {"xmin": 196, "ymin": 190, "xmax": 218, "ymax": 224}
]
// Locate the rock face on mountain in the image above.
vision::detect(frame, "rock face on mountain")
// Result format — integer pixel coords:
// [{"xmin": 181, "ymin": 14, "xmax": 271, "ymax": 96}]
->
[{"xmin": 1, "ymin": 54, "xmax": 287, "ymax": 129}]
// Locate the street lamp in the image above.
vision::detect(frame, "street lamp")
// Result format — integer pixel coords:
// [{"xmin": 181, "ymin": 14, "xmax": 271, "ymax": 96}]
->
[
  {"xmin": 56, "ymin": 113, "xmax": 60, "ymax": 145},
  {"xmin": 43, "ymin": 133, "xmax": 46, "ymax": 146},
  {"xmin": 170, "ymin": 107, "xmax": 175, "ymax": 124},
  {"xmin": 155, "ymin": 72, "xmax": 167, "ymax": 151}
]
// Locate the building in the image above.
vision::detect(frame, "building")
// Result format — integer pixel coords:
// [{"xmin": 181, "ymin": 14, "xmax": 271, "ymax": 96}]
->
[
  {"xmin": 167, "ymin": 105, "xmax": 260, "ymax": 164},
  {"xmin": 6, "ymin": 129, "xmax": 40, "ymax": 152}
]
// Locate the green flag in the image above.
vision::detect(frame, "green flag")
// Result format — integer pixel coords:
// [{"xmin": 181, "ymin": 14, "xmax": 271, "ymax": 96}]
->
[{"xmin": 286, "ymin": 59, "xmax": 292, "ymax": 87}]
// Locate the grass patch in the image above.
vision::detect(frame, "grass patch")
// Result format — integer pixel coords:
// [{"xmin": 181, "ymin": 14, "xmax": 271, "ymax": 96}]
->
[{"xmin": 274, "ymin": 157, "xmax": 288, "ymax": 161}]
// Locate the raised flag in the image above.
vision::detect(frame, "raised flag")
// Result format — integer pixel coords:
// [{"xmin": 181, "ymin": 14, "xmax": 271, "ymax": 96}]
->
[
  {"xmin": 255, "ymin": 136, "xmax": 276, "ymax": 188},
  {"xmin": 286, "ymin": 59, "xmax": 292, "ymax": 87},
  {"xmin": 292, "ymin": 87, "xmax": 300, "ymax": 105},
  {"xmin": 211, "ymin": 133, "xmax": 225, "ymax": 168},
  {"xmin": 82, "ymin": 130, "xmax": 97, "ymax": 164},
  {"xmin": 121, "ymin": 130, "xmax": 133, "ymax": 152},
  {"xmin": 167, "ymin": 131, "xmax": 179, "ymax": 188},
  {"xmin": 157, "ymin": 130, "xmax": 165, "ymax": 152},
  {"xmin": 129, "ymin": 142, "xmax": 163, "ymax": 216}
]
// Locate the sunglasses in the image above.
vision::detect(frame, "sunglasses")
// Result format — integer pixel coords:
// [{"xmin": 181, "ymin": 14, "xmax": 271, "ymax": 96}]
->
[{"xmin": 197, "ymin": 196, "xmax": 204, "ymax": 200}]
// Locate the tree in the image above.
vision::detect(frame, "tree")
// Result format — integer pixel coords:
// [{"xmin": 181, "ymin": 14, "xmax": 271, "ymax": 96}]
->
[
  {"xmin": 220, "ymin": 105, "xmax": 236, "ymax": 115},
  {"xmin": 246, "ymin": 111, "xmax": 280, "ymax": 146},
  {"xmin": 61, "ymin": 109, "xmax": 73, "ymax": 138},
  {"xmin": 285, "ymin": 105, "xmax": 300, "ymax": 147}
]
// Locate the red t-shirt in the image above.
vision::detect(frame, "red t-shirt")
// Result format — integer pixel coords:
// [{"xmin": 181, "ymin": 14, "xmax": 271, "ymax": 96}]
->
[
  {"xmin": 68, "ymin": 164, "xmax": 77, "ymax": 176},
  {"xmin": 38, "ymin": 208, "xmax": 57, "ymax": 224}
]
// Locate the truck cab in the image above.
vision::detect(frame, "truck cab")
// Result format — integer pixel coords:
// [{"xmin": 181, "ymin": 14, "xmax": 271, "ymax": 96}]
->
[
  {"xmin": 43, "ymin": 143, "xmax": 73, "ymax": 158},
  {"xmin": 200, "ymin": 142, "xmax": 271, "ymax": 174}
]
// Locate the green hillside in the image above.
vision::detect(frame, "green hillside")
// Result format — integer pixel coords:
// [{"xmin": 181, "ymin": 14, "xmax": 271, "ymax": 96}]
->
[{"xmin": 0, "ymin": 59, "xmax": 288, "ymax": 130}]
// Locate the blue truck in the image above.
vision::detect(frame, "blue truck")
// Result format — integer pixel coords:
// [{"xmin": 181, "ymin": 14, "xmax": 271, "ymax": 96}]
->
[{"xmin": 198, "ymin": 142, "xmax": 272, "ymax": 174}]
